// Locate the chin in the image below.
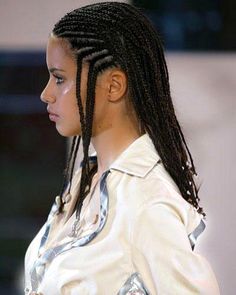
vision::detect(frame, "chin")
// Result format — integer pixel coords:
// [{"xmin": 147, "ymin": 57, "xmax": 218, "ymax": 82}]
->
[{"xmin": 56, "ymin": 126, "xmax": 81, "ymax": 137}]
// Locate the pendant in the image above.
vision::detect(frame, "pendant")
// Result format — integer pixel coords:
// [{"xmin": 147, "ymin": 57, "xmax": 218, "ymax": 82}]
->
[{"xmin": 70, "ymin": 218, "xmax": 83, "ymax": 237}]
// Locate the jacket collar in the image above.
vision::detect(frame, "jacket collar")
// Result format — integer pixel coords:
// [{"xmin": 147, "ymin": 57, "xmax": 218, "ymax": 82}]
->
[{"xmin": 109, "ymin": 133, "xmax": 161, "ymax": 178}]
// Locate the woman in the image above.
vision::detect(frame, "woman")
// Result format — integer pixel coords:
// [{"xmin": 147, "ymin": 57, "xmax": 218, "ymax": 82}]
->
[{"xmin": 24, "ymin": 2, "xmax": 220, "ymax": 294}]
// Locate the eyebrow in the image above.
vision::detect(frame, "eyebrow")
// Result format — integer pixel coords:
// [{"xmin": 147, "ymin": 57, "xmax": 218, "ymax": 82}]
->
[{"xmin": 49, "ymin": 67, "xmax": 65, "ymax": 73}]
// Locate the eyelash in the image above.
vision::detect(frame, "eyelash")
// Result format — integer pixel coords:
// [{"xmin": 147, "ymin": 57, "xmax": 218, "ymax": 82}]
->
[{"xmin": 53, "ymin": 75, "xmax": 64, "ymax": 85}]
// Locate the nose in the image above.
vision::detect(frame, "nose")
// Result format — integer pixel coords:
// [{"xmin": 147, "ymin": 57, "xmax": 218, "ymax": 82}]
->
[{"xmin": 40, "ymin": 81, "xmax": 56, "ymax": 104}]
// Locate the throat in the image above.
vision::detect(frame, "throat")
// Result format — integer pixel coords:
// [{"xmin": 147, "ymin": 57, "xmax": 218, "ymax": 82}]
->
[{"xmin": 91, "ymin": 128, "xmax": 142, "ymax": 177}]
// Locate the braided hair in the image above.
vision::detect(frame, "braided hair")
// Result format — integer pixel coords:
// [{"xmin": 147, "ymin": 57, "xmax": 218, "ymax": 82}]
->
[{"xmin": 53, "ymin": 2, "xmax": 205, "ymax": 218}]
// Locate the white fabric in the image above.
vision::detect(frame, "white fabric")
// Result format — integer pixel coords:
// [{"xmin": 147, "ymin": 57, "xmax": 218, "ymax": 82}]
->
[{"xmin": 24, "ymin": 133, "xmax": 220, "ymax": 294}]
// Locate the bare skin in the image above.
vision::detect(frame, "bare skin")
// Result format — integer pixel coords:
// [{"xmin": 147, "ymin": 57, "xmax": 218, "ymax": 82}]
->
[{"xmin": 41, "ymin": 36, "xmax": 143, "ymax": 178}]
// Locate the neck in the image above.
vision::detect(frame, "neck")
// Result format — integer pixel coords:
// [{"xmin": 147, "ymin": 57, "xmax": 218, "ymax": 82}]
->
[{"xmin": 91, "ymin": 117, "xmax": 142, "ymax": 178}]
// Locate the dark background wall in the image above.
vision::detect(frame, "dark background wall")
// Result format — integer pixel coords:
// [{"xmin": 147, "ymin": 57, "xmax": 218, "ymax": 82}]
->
[
  {"xmin": 0, "ymin": 52, "xmax": 66, "ymax": 294},
  {"xmin": 133, "ymin": 0, "xmax": 235, "ymax": 50}
]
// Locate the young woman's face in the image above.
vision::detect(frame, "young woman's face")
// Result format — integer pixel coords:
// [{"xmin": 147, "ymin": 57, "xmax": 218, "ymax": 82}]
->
[
  {"xmin": 40, "ymin": 36, "xmax": 90, "ymax": 137},
  {"xmin": 41, "ymin": 35, "xmax": 129, "ymax": 138}
]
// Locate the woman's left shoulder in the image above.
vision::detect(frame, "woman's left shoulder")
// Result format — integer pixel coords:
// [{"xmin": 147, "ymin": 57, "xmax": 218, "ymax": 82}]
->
[{"xmin": 129, "ymin": 162, "xmax": 203, "ymax": 234}]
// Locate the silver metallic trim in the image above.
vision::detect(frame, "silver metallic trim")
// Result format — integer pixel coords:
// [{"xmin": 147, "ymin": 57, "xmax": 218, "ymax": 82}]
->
[
  {"xmin": 118, "ymin": 272, "xmax": 150, "ymax": 295},
  {"xmin": 29, "ymin": 170, "xmax": 110, "ymax": 293},
  {"xmin": 188, "ymin": 219, "xmax": 206, "ymax": 250}
]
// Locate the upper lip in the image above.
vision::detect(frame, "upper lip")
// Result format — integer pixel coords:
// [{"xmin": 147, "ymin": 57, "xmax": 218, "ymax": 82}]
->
[{"xmin": 47, "ymin": 107, "xmax": 59, "ymax": 116}]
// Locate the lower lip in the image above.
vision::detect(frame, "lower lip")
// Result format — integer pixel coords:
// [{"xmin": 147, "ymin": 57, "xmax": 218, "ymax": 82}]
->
[{"xmin": 49, "ymin": 114, "xmax": 59, "ymax": 122}]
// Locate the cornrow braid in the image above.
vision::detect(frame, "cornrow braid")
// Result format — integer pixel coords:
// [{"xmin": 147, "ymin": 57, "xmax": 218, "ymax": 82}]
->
[
  {"xmin": 75, "ymin": 51, "xmax": 114, "ymax": 218},
  {"xmin": 52, "ymin": 2, "xmax": 205, "ymax": 219},
  {"xmin": 58, "ymin": 136, "xmax": 76, "ymax": 197},
  {"xmin": 57, "ymin": 136, "xmax": 81, "ymax": 213}
]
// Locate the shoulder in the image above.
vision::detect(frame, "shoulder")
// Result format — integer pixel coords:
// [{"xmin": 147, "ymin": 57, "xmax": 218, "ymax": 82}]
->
[
  {"xmin": 148, "ymin": 164, "xmax": 204, "ymax": 236},
  {"xmin": 109, "ymin": 161, "xmax": 203, "ymax": 237}
]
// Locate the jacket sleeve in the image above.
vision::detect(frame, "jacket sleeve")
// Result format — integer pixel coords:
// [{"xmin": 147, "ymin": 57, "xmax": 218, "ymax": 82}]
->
[{"xmin": 131, "ymin": 199, "xmax": 220, "ymax": 295}]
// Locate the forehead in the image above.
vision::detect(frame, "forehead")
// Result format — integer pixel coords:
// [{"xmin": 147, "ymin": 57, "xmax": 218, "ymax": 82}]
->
[{"xmin": 46, "ymin": 36, "xmax": 75, "ymax": 70}]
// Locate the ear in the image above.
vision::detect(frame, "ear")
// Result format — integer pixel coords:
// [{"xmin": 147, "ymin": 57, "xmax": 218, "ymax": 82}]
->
[{"xmin": 107, "ymin": 69, "xmax": 127, "ymax": 102}]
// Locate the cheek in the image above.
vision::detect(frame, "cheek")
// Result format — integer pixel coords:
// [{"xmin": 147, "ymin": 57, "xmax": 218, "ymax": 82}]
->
[
  {"xmin": 57, "ymin": 94, "xmax": 81, "ymax": 137},
  {"xmin": 62, "ymin": 80, "xmax": 76, "ymax": 97},
  {"xmin": 61, "ymin": 82, "xmax": 78, "ymax": 111},
  {"xmin": 92, "ymin": 87, "xmax": 110, "ymax": 134}
]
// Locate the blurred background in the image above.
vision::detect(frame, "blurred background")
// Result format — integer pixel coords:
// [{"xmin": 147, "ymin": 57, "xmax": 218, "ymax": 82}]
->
[{"xmin": 0, "ymin": 0, "xmax": 235, "ymax": 294}]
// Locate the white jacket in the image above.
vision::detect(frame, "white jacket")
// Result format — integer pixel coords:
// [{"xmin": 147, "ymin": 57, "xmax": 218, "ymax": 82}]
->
[{"xmin": 24, "ymin": 134, "xmax": 220, "ymax": 294}]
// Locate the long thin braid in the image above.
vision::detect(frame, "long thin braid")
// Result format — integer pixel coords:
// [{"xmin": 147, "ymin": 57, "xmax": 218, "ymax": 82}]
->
[
  {"xmin": 57, "ymin": 136, "xmax": 77, "ymax": 212},
  {"xmin": 52, "ymin": 2, "xmax": 205, "ymax": 218}
]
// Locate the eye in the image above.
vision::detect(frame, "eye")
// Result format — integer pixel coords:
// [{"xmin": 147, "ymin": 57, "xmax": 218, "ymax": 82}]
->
[{"xmin": 53, "ymin": 75, "xmax": 64, "ymax": 85}]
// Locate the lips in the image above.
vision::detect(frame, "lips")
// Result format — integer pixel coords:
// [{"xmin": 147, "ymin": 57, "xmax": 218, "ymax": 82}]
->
[
  {"xmin": 49, "ymin": 113, "xmax": 59, "ymax": 122},
  {"xmin": 47, "ymin": 109, "xmax": 59, "ymax": 122}
]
